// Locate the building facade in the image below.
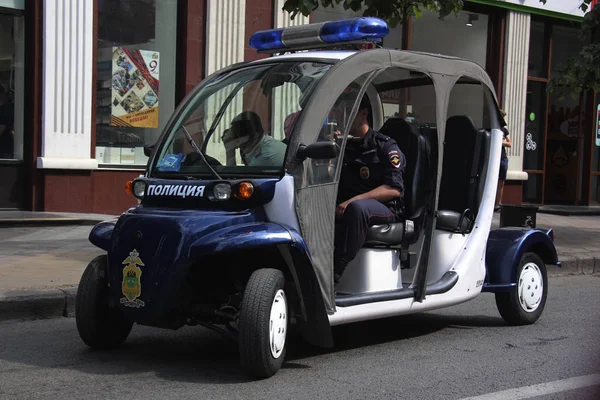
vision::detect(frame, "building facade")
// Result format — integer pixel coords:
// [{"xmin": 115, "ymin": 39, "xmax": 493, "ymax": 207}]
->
[{"xmin": 0, "ymin": 0, "xmax": 596, "ymax": 214}]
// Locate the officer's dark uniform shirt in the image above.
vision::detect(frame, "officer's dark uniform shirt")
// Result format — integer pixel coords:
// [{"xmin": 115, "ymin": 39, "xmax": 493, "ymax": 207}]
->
[{"xmin": 337, "ymin": 128, "xmax": 406, "ymax": 208}]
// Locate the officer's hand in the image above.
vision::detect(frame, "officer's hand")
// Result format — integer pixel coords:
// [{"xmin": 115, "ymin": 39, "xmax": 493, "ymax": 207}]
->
[{"xmin": 335, "ymin": 202, "xmax": 348, "ymax": 219}]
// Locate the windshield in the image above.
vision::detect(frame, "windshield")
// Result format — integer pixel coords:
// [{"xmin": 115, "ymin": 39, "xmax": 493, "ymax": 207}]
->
[{"xmin": 150, "ymin": 61, "xmax": 333, "ymax": 178}]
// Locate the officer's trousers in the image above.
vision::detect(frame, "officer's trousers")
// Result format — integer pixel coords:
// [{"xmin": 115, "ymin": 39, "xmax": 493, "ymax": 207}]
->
[{"xmin": 334, "ymin": 199, "xmax": 398, "ymax": 281}]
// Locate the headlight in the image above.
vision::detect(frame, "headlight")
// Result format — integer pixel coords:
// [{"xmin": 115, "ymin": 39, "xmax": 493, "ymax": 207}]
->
[
  {"xmin": 213, "ymin": 183, "xmax": 232, "ymax": 201},
  {"xmin": 132, "ymin": 180, "xmax": 147, "ymax": 199}
]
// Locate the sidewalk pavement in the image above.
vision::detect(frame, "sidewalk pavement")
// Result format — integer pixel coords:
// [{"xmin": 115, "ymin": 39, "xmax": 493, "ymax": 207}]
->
[{"xmin": 1, "ymin": 211, "xmax": 599, "ymax": 321}]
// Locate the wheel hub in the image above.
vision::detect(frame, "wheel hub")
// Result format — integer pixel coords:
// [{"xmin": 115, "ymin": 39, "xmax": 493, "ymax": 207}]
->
[
  {"xmin": 518, "ymin": 262, "xmax": 543, "ymax": 312},
  {"xmin": 269, "ymin": 289, "xmax": 287, "ymax": 359}
]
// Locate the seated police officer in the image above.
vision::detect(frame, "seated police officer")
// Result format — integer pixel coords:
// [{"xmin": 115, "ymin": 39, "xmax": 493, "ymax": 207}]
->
[{"xmin": 334, "ymin": 95, "xmax": 406, "ymax": 284}]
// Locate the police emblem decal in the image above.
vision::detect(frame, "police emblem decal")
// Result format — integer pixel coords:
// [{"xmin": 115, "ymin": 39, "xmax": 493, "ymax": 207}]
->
[
  {"xmin": 388, "ymin": 150, "xmax": 401, "ymax": 168},
  {"xmin": 360, "ymin": 166, "xmax": 370, "ymax": 179},
  {"xmin": 120, "ymin": 249, "xmax": 146, "ymax": 308}
]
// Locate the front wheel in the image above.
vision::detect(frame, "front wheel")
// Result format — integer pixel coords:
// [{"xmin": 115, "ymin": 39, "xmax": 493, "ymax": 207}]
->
[
  {"xmin": 75, "ymin": 255, "xmax": 133, "ymax": 349},
  {"xmin": 495, "ymin": 252, "xmax": 548, "ymax": 325},
  {"xmin": 238, "ymin": 268, "xmax": 288, "ymax": 378}
]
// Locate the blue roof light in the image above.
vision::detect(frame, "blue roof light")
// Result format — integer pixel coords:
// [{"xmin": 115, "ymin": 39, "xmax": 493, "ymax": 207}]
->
[
  {"xmin": 249, "ymin": 17, "xmax": 390, "ymax": 53},
  {"xmin": 320, "ymin": 17, "xmax": 390, "ymax": 43},
  {"xmin": 249, "ymin": 28, "xmax": 284, "ymax": 51}
]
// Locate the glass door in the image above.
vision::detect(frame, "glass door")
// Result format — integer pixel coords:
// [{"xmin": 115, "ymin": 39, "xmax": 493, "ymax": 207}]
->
[
  {"xmin": 523, "ymin": 81, "xmax": 547, "ymax": 204},
  {"xmin": 543, "ymin": 24, "xmax": 586, "ymax": 205},
  {"xmin": 543, "ymin": 92, "xmax": 582, "ymax": 204}
]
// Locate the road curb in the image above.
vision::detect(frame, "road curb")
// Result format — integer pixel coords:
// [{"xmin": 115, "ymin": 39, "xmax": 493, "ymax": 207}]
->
[
  {"xmin": 0, "ymin": 286, "xmax": 77, "ymax": 322},
  {"xmin": 0, "ymin": 219, "xmax": 104, "ymax": 228},
  {"xmin": 550, "ymin": 255, "xmax": 600, "ymax": 277}
]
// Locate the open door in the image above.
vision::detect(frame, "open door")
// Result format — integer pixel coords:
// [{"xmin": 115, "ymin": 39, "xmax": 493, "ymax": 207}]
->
[{"xmin": 285, "ymin": 50, "xmax": 391, "ymax": 314}]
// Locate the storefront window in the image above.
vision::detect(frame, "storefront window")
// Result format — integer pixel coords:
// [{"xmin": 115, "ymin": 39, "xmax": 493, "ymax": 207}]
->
[
  {"xmin": 96, "ymin": 0, "xmax": 177, "ymax": 166},
  {"xmin": 551, "ymin": 24, "xmax": 584, "ymax": 76},
  {"xmin": 0, "ymin": 12, "xmax": 25, "ymax": 160},
  {"xmin": 528, "ymin": 20, "xmax": 548, "ymax": 78},
  {"xmin": 410, "ymin": 10, "xmax": 489, "ymax": 67}
]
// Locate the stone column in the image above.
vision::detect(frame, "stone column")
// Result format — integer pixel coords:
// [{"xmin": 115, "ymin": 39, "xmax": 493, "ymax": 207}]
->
[
  {"xmin": 206, "ymin": 0, "xmax": 246, "ymax": 75},
  {"xmin": 502, "ymin": 10, "xmax": 531, "ymax": 181},
  {"xmin": 38, "ymin": 0, "xmax": 96, "ymax": 169}
]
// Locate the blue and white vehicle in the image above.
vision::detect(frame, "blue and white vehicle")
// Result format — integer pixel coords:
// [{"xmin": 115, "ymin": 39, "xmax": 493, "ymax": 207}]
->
[{"xmin": 75, "ymin": 17, "xmax": 560, "ymax": 379}]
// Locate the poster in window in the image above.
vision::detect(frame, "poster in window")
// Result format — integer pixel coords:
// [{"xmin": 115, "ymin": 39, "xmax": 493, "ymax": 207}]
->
[{"xmin": 110, "ymin": 47, "xmax": 159, "ymax": 128}]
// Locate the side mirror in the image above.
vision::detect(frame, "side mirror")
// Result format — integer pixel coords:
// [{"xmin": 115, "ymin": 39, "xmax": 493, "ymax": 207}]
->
[
  {"xmin": 296, "ymin": 141, "xmax": 340, "ymax": 161},
  {"xmin": 143, "ymin": 143, "xmax": 155, "ymax": 158}
]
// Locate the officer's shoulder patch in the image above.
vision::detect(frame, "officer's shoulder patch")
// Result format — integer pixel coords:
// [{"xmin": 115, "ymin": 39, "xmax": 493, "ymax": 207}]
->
[{"xmin": 388, "ymin": 150, "xmax": 401, "ymax": 168}]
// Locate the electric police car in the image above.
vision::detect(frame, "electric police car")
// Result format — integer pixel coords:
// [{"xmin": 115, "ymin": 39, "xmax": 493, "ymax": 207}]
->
[{"xmin": 75, "ymin": 17, "xmax": 560, "ymax": 379}]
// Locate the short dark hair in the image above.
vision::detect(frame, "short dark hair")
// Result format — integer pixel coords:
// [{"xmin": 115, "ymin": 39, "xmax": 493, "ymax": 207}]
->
[
  {"xmin": 358, "ymin": 95, "xmax": 373, "ymax": 126},
  {"xmin": 358, "ymin": 95, "xmax": 371, "ymax": 112},
  {"xmin": 231, "ymin": 111, "xmax": 264, "ymax": 137}
]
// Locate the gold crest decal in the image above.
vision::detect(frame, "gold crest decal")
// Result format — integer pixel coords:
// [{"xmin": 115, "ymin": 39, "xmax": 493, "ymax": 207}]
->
[{"xmin": 120, "ymin": 249, "xmax": 146, "ymax": 308}]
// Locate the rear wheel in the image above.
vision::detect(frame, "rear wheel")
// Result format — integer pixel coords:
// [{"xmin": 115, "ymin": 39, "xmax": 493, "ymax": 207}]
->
[
  {"xmin": 495, "ymin": 252, "xmax": 548, "ymax": 325},
  {"xmin": 238, "ymin": 268, "xmax": 288, "ymax": 378},
  {"xmin": 75, "ymin": 255, "xmax": 133, "ymax": 349}
]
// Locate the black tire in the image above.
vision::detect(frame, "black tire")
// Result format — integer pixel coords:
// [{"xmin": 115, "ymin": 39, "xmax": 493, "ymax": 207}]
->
[
  {"xmin": 495, "ymin": 252, "xmax": 548, "ymax": 325},
  {"xmin": 75, "ymin": 255, "xmax": 133, "ymax": 349},
  {"xmin": 238, "ymin": 268, "xmax": 288, "ymax": 378}
]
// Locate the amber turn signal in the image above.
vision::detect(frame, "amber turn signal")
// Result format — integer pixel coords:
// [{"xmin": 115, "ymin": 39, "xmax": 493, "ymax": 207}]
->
[
  {"xmin": 235, "ymin": 181, "xmax": 254, "ymax": 200},
  {"xmin": 125, "ymin": 180, "xmax": 133, "ymax": 196}
]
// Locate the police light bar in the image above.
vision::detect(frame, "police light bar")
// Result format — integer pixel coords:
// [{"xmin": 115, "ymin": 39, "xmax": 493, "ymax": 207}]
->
[{"xmin": 249, "ymin": 17, "xmax": 390, "ymax": 53}]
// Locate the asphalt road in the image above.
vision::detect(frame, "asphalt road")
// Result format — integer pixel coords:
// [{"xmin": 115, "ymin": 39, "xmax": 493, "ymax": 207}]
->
[{"xmin": 1, "ymin": 275, "xmax": 599, "ymax": 400}]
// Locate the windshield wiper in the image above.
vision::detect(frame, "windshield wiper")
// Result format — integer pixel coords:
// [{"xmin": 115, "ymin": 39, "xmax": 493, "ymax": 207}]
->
[{"xmin": 181, "ymin": 125, "xmax": 222, "ymax": 180}]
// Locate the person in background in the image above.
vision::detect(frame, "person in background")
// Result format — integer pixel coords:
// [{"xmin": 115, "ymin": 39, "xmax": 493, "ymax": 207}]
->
[
  {"xmin": 283, "ymin": 110, "xmax": 301, "ymax": 145},
  {"xmin": 496, "ymin": 109, "xmax": 512, "ymax": 211}
]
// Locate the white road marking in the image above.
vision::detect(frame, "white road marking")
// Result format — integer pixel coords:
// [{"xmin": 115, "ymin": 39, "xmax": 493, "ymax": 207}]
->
[{"xmin": 459, "ymin": 373, "xmax": 600, "ymax": 400}]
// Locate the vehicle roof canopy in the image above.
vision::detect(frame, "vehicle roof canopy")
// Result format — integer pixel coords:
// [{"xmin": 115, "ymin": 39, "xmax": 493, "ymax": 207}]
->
[{"xmin": 253, "ymin": 48, "xmax": 496, "ymax": 92}]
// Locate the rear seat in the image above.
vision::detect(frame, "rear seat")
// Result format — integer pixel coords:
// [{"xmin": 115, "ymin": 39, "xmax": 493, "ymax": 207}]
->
[
  {"xmin": 363, "ymin": 118, "xmax": 431, "ymax": 248},
  {"xmin": 436, "ymin": 115, "xmax": 490, "ymax": 233}
]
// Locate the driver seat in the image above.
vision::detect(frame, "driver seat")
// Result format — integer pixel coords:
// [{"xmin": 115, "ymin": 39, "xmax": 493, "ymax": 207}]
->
[{"xmin": 362, "ymin": 118, "xmax": 431, "ymax": 248}]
